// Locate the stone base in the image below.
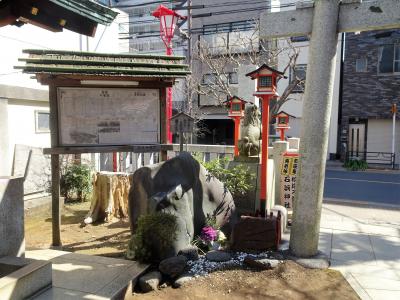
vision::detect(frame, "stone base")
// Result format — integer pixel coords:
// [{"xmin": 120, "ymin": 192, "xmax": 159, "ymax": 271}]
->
[
  {"xmin": 231, "ymin": 215, "xmax": 280, "ymax": 251},
  {"xmin": 271, "ymin": 205, "xmax": 288, "ymax": 235},
  {"xmin": 285, "ymin": 250, "xmax": 330, "ymax": 269},
  {"xmin": 0, "ymin": 256, "xmax": 52, "ymax": 300},
  {"xmin": 227, "ymin": 158, "xmax": 275, "ymax": 215},
  {"xmin": 233, "ymin": 155, "xmax": 260, "ymax": 163},
  {"xmin": 227, "ymin": 160, "xmax": 260, "ymax": 215}
]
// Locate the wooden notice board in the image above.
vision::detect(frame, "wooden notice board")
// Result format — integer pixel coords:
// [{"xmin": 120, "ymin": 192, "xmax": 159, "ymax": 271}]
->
[{"xmin": 57, "ymin": 87, "xmax": 160, "ymax": 146}]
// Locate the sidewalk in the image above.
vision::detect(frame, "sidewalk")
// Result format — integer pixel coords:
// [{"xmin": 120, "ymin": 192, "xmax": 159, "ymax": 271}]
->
[{"xmin": 319, "ymin": 203, "xmax": 400, "ymax": 300}]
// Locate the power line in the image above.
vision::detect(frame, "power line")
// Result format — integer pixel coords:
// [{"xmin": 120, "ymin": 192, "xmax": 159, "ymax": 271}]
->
[
  {"xmin": 0, "ymin": 34, "xmax": 53, "ymax": 49},
  {"xmin": 0, "ymin": 71, "xmax": 23, "ymax": 77},
  {"xmin": 112, "ymin": 0, "xmax": 297, "ymax": 11},
  {"xmin": 111, "ymin": 0, "xmax": 180, "ymax": 9}
]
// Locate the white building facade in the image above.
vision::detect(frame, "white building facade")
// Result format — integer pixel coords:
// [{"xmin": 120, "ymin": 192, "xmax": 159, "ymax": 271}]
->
[{"xmin": 0, "ymin": 10, "xmax": 128, "ymax": 175}]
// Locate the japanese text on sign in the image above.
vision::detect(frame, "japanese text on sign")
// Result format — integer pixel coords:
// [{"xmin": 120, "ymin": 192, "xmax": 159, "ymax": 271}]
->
[{"xmin": 280, "ymin": 154, "xmax": 299, "ymax": 210}]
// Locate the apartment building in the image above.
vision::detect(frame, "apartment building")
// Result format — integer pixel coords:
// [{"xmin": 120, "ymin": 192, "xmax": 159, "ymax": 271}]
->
[{"xmin": 340, "ymin": 30, "xmax": 400, "ymax": 166}]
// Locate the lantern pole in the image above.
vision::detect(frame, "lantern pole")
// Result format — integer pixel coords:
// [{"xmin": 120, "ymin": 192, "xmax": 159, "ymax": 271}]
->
[
  {"xmin": 152, "ymin": 5, "xmax": 186, "ymax": 143},
  {"xmin": 259, "ymin": 94, "xmax": 271, "ymax": 217},
  {"xmin": 233, "ymin": 116, "xmax": 240, "ymax": 156}
]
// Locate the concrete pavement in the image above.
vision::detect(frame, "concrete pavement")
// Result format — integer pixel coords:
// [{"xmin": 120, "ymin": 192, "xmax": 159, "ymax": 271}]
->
[{"xmin": 319, "ymin": 203, "xmax": 400, "ymax": 300}]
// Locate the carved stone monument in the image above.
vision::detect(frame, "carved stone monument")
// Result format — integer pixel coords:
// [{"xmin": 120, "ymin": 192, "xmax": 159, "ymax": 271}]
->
[
  {"xmin": 238, "ymin": 104, "xmax": 261, "ymax": 158},
  {"xmin": 128, "ymin": 153, "xmax": 237, "ymax": 258}
]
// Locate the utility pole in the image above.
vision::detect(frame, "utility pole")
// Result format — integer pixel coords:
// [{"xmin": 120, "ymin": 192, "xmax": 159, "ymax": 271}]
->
[{"xmin": 260, "ymin": 0, "xmax": 400, "ymax": 257}]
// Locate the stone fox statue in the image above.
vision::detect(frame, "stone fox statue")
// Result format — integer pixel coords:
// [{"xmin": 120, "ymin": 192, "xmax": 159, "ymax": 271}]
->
[
  {"xmin": 238, "ymin": 104, "xmax": 261, "ymax": 157},
  {"xmin": 128, "ymin": 153, "xmax": 236, "ymax": 257}
]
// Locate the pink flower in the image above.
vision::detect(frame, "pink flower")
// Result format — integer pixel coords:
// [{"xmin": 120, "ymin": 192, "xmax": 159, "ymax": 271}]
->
[{"xmin": 201, "ymin": 226, "xmax": 218, "ymax": 242}]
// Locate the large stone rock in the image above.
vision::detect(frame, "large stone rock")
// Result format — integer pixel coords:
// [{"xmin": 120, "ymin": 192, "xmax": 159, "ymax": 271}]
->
[
  {"xmin": 178, "ymin": 247, "xmax": 199, "ymax": 261},
  {"xmin": 205, "ymin": 250, "xmax": 232, "ymax": 262},
  {"xmin": 129, "ymin": 153, "xmax": 237, "ymax": 259},
  {"xmin": 138, "ymin": 271, "xmax": 162, "ymax": 293},
  {"xmin": 244, "ymin": 256, "xmax": 280, "ymax": 270},
  {"xmin": 173, "ymin": 273, "xmax": 193, "ymax": 288},
  {"xmin": 159, "ymin": 256, "xmax": 188, "ymax": 278}
]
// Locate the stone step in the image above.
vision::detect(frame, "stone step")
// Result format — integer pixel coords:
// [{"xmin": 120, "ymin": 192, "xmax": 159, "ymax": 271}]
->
[{"xmin": 26, "ymin": 249, "xmax": 149, "ymax": 300}]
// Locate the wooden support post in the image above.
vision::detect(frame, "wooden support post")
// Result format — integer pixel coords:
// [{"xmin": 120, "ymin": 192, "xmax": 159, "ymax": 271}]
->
[
  {"xmin": 51, "ymin": 154, "xmax": 61, "ymax": 246},
  {"xmin": 49, "ymin": 83, "xmax": 62, "ymax": 246}
]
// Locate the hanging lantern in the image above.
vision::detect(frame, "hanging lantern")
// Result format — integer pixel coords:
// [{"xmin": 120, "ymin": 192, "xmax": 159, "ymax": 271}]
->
[{"xmin": 152, "ymin": 5, "xmax": 186, "ymax": 49}]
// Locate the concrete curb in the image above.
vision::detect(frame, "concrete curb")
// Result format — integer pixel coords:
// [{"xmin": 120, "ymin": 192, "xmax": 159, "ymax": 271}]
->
[
  {"xmin": 340, "ymin": 271, "xmax": 372, "ymax": 300},
  {"xmin": 324, "ymin": 198, "xmax": 400, "ymax": 210}
]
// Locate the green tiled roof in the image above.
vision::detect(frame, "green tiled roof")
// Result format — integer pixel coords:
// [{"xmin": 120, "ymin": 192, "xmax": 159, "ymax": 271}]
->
[
  {"xmin": 50, "ymin": 0, "xmax": 118, "ymax": 25},
  {"xmin": 17, "ymin": 49, "xmax": 191, "ymax": 78}
]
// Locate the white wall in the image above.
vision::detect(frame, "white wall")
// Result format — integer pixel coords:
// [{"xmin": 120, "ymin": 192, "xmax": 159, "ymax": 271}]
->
[
  {"xmin": 0, "ymin": 9, "xmax": 127, "ymax": 175},
  {"xmin": 367, "ymin": 119, "xmax": 400, "ymax": 164},
  {"xmin": 276, "ymin": 35, "xmax": 342, "ymax": 158},
  {"xmin": 0, "ymin": 9, "xmax": 128, "ymax": 90},
  {"xmin": 7, "ymin": 101, "xmax": 51, "ymax": 151}
]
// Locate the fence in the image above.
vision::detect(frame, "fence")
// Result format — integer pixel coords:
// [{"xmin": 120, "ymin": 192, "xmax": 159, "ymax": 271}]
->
[
  {"xmin": 113, "ymin": 144, "xmax": 235, "ymax": 172},
  {"xmin": 346, "ymin": 151, "xmax": 396, "ymax": 169}
]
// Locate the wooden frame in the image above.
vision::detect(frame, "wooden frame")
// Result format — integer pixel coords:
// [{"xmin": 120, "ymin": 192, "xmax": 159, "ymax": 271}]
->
[{"xmin": 43, "ymin": 74, "xmax": 171, "ymax": 246}]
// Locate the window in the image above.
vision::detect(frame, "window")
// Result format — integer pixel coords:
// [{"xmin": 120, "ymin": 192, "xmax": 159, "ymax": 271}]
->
[
  {"xmin": 356, "ymin": 57, "xmax": 367, "ymax": 72},
  {"xmin": 202, "ymin": 74, "xmax": 215, "ymax": 85},
  {"xmin": 290, "ymin": 64, "xmax": 307, "ymax": 93},
  {"xmin": 259, "ymin": 76, "xmax": 272, "ymax": 87},
  {"xmin": 229, "ymin": 72, "xmax": 238, "ymax": 84},
  {"xmin": 232, "ymin": 103, "xmax": 241, "ymax": 112},
  {"xmin": 290, "ymin": 36, "xmax": 310, "ymax": 43},
  {"xmin": 35, "ymin": 111, "xmax": 50, "ymax": 133},
  {"xmin": 378, "ymin": 44, "xmax": 400, "ymax": 73}
]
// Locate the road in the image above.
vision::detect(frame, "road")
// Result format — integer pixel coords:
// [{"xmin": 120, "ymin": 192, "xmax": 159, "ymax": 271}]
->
[{"xmin": 323, "ymin": 169, "xmax": 400, "ymax": 206}]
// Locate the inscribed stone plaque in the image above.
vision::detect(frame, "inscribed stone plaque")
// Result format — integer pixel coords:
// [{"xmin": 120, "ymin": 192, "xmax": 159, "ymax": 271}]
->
[{"xmin": 58, "ymin": 88, "xmax": 160, "ymax": 146}]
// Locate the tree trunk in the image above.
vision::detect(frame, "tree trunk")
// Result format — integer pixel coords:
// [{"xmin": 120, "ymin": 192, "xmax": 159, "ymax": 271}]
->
[{"xmin": 84, "ymin": 171, "xmax": 132, "ymax": 224}]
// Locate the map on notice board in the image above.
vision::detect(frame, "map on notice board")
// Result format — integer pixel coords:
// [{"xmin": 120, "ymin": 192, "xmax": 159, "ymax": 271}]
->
[{"xmin": 57, "ymin": 87, "xmax": 160, "ymax": 146}]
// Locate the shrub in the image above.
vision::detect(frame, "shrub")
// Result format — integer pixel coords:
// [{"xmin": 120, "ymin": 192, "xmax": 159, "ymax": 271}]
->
[
  {"xmin": 62, "ymin": 164, "xmax": 93, "ymax": 201},
  {"xmin": 126, "ymin": 212, "xmax": 178, "ymax": 263},
  {"xmin": 194, "ymin": 155, "xmax": 255, "ymax": 198},
  {"xmin": 344, "ymin": 159, "xmax": 368, "ymax": 171}
]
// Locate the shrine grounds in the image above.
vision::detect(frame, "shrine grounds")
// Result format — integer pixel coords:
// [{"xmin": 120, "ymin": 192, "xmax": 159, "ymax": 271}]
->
[{"xmin": 24, "ymin": 200, "xmax": 360, "ymax": 299}]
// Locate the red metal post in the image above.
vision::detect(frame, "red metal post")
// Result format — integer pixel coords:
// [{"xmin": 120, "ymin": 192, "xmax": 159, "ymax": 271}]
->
[
  {"xmin": 112, "ymin": 152, "xmax": 117, "ymax": 172},
  {"xmin": 280, "ymin": 128, "xmax": 285, "ymax": 141},
  {"xmin": 234, "ymin": 116, "xmax": 240, "ymax": 156},
  {"xmin": 166, "ymin": 46, "xmax": 173, "ymax": 143},
  {"xmin": 260, "ymin": 95, "xmax": 270, "ymax": 217}
]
